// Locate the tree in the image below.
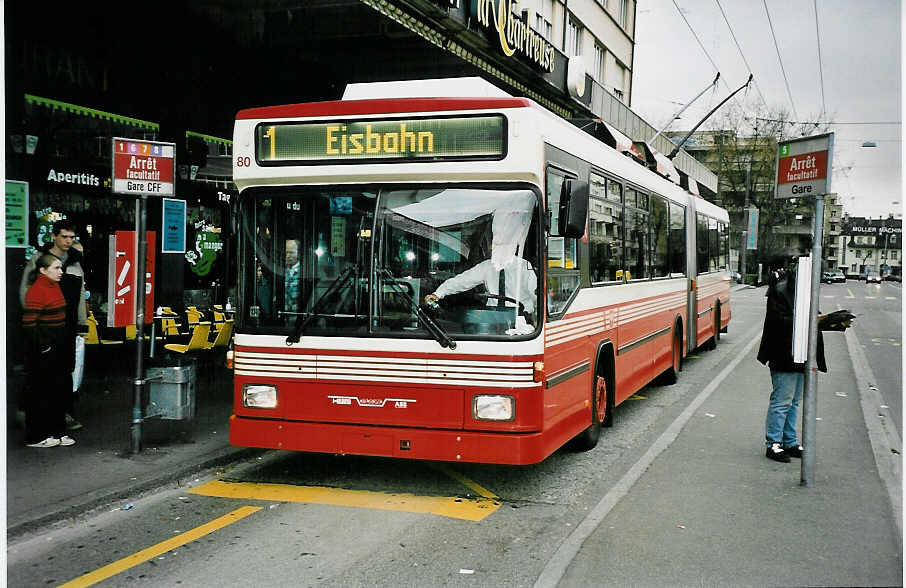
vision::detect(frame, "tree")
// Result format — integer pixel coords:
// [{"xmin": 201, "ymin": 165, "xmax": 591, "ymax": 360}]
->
[{"xmin": 671, "ymin": 101, "xmax": 831, "ymax": 275}]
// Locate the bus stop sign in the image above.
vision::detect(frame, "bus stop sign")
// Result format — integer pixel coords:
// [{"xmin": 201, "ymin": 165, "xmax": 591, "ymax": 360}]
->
[
  {"xmin": 112, "ymin": 138, "xmax": 176, "ymax": 196},
  {"xmin": 775, "ymin": 133, "xmax": 834, "ymax": 199}
]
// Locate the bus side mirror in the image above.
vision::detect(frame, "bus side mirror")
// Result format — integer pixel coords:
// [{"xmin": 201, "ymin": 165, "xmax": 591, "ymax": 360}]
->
[{"xmin": 558, "ymin": 179, "xmax": 589, "ymax": 239}]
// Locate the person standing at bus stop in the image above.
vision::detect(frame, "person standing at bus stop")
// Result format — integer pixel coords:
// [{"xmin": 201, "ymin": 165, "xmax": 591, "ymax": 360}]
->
[
  {"xmin": 757, "ymin": 264, "xmax": 852, "ymax": 462},
  {"xmin": 21, "ymin": 254, "xmax": 75, "ymax": 447},
  {"xmin": 19, "ymin": 219, "xmax": 88, "ymax": 431}
]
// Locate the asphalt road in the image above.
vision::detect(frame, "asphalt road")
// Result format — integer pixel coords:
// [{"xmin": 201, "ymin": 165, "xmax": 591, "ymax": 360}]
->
[
  {"xmin": 821, "ymin": 279, "xmax": 902, "ymax": 436},
  {"xmin": 6, "ymin": 286, "xmax": 899, "ymax": 587}
]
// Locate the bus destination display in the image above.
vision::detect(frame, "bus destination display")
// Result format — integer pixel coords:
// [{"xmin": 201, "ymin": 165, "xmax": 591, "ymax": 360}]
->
[{"xmin": 256, "ymin": 115, "xmax": 506, "ymax": 164}]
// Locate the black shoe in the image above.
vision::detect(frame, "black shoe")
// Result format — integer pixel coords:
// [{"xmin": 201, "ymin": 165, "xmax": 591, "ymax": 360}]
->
[
  {"xmin": 784, "ymin": 444, "xmax": 803, "ymax": 458},
  {"xmin": 766, "ymin": 443, "xmax": 790, "ymax": 463}
]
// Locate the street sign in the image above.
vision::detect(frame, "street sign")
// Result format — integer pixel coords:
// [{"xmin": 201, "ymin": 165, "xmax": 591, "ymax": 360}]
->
[
  {"xmin": 112, "ymin": 138, "xmax": 176, "ymax": 196},
  {"xmin": 5, "ymin": 180, "xmax": 29, "ymax": 247},
  {"xmin": 745, "ymin": 206, "xmax": 759, "ymax": 250},
  {"xmin": 775, "ymin": 133, "xmax": 834, "ymax": 199},
  {"xmin": 162, "ymin": 198, "xmax": 187, "ymax": 253},
  {"xmin": 108, "ymin": 231, "xmax": 156, "ymax": 327}
]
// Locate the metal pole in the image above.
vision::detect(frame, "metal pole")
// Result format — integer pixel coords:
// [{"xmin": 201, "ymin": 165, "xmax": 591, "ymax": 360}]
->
[
  {"xmin": 739, "ymin": 162, "xmax": 751, "ymax": 278},
  {"xmin": 801, "ymin": 193, "xmax": 825, "ymax": 487},
  {"xmin": 132, "ymin": 195, "xmax": 148, "ymax": 454}
]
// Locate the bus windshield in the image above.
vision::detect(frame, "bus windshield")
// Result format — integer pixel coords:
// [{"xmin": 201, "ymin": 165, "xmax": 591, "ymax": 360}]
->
[{"xmin": 239, "ymin": 186, "xmax": 541, "ymax": 340}]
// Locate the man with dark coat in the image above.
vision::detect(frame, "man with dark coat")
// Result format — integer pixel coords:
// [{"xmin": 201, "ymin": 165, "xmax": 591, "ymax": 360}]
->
[{"xmin": 757, "ymin": 265, "xmax": 851, "ymax": 462}]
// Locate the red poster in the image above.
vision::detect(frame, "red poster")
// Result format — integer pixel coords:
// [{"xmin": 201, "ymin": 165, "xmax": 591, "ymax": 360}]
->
[{"xmin": 108, "ymin": 231, "xmax": 156, "ymax": 328}]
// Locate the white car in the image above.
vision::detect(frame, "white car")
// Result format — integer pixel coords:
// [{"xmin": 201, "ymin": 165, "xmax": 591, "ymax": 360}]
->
[{"xmin": 866, "ymin": 273, "xmax": 882, "ymax": 284}]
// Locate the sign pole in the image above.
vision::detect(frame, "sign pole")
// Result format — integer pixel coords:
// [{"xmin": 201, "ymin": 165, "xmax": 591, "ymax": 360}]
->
[
  {"xmin": 132, "ymin": 195, "xmax": 148, "ymax": 454},
  {"xmin": 801, "ymin": 194, "xmax": 825, "ymax": 487}
]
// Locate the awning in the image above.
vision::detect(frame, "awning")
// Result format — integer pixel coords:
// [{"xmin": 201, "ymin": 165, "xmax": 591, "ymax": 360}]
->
[{"xmin": 25, "ymin": 94, "xmax": 158, "ymax": 130}]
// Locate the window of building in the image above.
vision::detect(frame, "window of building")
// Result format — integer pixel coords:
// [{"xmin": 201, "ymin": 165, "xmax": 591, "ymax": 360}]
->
[
  {"xmin": 620, "ymin": 0, "xmax": 629, "ymax": 28},
  {"xmin": 891, "ymin": 250, "xmax": 898, "ymax": 260},
  {"xmin": 589, "ymin": 173, "xmax": 624, "ymax": 283},
  {"xmin": 856, "ymin": 249, "xmax": 862, "ymax": 258},
  {"xmin": 566, "ymin": 17, "xmax": 583, "ymax": 56},
  {"xmin": 830, "ymin": 223, "xmax": 837, "ymax": 232},
  {"xmin": 593, "ymin": 43, "xmax": 606, "ymax": 83}
]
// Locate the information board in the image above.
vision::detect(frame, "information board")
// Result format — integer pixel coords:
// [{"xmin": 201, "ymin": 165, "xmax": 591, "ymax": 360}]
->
[
  {"xmin": 5, "ymin": 180, "xmax": 29, "ymax": 247},
  {"xmin": 775, "ymin": 133, "xmax": 834, "ymax": 199},
  {"xmin": 112, "ymin": 138, "xmax": 176, "ymax": 196}
]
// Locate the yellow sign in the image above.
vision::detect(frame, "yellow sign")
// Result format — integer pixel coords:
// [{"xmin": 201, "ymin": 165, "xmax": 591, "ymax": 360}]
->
[{"xmin": 472, "ymin": 0, "xmax": 555, "ymax": 72}]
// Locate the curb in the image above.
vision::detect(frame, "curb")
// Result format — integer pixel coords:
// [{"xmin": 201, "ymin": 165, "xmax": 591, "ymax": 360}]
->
[{"xmin": 7, "ymin": 447, "xmax": 264, "ymax": 540}]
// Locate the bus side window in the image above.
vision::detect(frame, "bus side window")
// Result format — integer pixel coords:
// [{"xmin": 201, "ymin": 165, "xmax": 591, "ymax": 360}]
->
[
  {"xmin": 668, "ymin": 202, "xmax": 686, "ymax": 276},
  {"xmin": 588, "ymin": 173, "xmax": 623, "ymax": 282},
  {"xmin": 546, "ymin": 167, "xmax": 580, "ymax": 315},
  {"xmin": 696, "ymin": 213, "xmax": 710, "ymax": 275}
]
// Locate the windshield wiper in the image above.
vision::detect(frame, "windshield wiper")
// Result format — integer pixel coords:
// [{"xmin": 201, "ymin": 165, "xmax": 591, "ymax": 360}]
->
[
  {"xmin": 378, "ymin": 268, "xmax": 456, "ymax": 350},
  {"xmin": 285, "ymin": 264, "xmax": 358, "ymax": 344}
]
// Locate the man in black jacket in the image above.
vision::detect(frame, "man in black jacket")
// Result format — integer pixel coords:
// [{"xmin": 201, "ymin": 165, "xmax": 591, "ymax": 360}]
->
[{"xmin": 756, "ymin": 265, "xmax": 852, "ymax": 462}]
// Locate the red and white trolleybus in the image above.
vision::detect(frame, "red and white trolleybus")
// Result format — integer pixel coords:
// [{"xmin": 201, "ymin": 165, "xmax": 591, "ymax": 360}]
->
[{"xmin": 228, "ymin": 78, "xmax": 731, "ymax": 465}]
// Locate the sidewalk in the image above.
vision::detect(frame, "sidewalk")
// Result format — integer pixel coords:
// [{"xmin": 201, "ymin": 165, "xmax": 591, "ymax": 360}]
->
[
  {"xmin": 557, "ymin": 289, "xmax": 903, "ymax": 587},
  {"xmin": 5, "ymin": 346, "xmax": 257, "ymax": 539}
]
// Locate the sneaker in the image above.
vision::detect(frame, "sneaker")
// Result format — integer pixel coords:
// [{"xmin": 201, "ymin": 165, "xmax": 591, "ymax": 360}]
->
[
  {"xmin": 27, "ymin": 437, "xmax": 61, "ymax": 448},
  {"xmin": 784, "ymin": 444, "xmax": 803, "ymax": 458},
  {"xmin": 65, "ymin": 414, "xmax": 83, "ymax": 431},
  {"xmin": 766, "ymin": 442, "xmax": 790, "ymax": 463},
  {"xmin": 59, "ymin": 436, "xmax": 76, "ymax": 446}
]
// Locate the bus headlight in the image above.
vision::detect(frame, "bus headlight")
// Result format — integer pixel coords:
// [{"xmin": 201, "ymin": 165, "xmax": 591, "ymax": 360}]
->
[
  {"xmin": 243, "ymin": 384, "xmax": 278, "ymax": 409},
  {"xmin": 473, "ymin": 395, "xmax": 515, "ymax": 421}
]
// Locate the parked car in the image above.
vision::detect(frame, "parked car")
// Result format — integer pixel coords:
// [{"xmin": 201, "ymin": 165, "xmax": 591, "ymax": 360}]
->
[
  {"xmin": 865, "ymin": 273, "xmax": 882, "ymax": 284},
  {"xmin": 885, "ymin": 274, "xmax": 901, "ymax": 282},
  {"xmin": 821, "ymin": 271, "xmax": 846, "ymax": 283}
]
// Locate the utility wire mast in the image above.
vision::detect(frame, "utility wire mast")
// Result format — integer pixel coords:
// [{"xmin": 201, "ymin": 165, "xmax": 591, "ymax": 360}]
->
[
  {"xmin": 668, "ymin": 74, "xmax": 754, "ymax": 160},
  {"xmin": 649, "ymin": 72, "xmax": 720, "ymax": 144}
]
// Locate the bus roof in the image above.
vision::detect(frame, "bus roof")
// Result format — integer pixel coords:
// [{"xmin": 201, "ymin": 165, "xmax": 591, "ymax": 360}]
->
[{"xmin": 236, "ymin": 97, "xmax": 532, "ymax": 120}]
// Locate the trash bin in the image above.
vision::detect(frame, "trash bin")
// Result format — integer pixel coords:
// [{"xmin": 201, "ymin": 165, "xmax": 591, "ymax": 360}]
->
[{"xmin": 145, "ymin": 359, "xmax": 196, "ymax": 420}]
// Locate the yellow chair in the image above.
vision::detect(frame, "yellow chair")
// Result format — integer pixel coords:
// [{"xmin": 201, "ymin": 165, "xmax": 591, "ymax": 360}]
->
[
  {"xmin": 212, "ymin": 305, "xmax": 226, "ymax": 323},
  {"xmin": 85, "ymin": 312, "xmax": 124, "ymax": 346},
  {"xmin": 185, "ymin": 306, "xmax": 203, "ymax": 329},
  {"xmin": 205, "ymin": 319, "xmax": 233, "ymax": 349},
  {"xmin": 164, "ymin": 322, "xmax": 211, "ymax": 354}
]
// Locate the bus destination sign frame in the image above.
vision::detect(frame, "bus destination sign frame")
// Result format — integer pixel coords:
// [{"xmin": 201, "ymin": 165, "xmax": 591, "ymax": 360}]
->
[{"xmin": 255, "ymin": 114, "xmax": 507, "ymax": 166}]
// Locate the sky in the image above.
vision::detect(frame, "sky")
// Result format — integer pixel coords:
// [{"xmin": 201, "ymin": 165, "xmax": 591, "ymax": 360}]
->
[{"xmin": 630, "ymin": 0, "xmax": 902, "ymax": 220}]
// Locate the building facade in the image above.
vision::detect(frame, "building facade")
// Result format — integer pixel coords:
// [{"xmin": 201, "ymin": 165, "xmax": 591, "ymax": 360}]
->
[
  {"xmin": 5, "ymin": 0, "xmax": 716, "ymax": 360},
  {"xmin": 837, "ymin": 215, "xmax": 902, "ymax": 278}
]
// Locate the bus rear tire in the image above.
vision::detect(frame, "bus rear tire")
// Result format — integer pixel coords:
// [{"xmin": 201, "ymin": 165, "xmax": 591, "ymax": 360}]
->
[
  {"xmin": 571, "ymin": 368, "xmax": 611, "ymax": 451},
  {"xmin": 661, "ymin": 326, "xmax": 682, "ymax": 385}
]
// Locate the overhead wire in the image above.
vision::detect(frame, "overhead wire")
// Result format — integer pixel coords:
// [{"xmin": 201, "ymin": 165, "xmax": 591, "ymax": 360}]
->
[
  {"xmin": 762, "ymin": 0, "xmax": 799, "ymax": 120},
  {"xmin": 671, "ymin": 0, "xmax": 746, "ymax": 112},
  {"xmin": 714, "ymin": 0, "xmax": 767, "ymax": 108},
  {"xmin": 813, "ymin": 0, "xmax": 827, "ymax": 118}
]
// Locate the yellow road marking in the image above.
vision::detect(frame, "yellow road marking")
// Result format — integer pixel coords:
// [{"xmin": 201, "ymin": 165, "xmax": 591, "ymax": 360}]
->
[
  {"xmin": 628, "ymin": 394, "xmax": 647, "ymax": 400},
  {"xmin": 58, "ymin": 506, "xmax": 261, "ymax": 588},
  {"xmin": 189, "ymin": 480, "xmax": 499, "ymax": 522},
  {"xmin": 430, "ymin": 463, "xmax": 499, "ymax": 500}
]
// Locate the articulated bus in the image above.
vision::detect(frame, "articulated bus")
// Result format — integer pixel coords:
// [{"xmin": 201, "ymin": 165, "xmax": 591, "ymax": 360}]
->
[{"xmin": 229, "ymin": 78, "xmax": 731, "ymax": 465}]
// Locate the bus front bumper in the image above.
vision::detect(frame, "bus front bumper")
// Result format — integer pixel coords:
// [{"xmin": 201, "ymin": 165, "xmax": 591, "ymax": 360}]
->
[{"xmin": 229, "ymin": 414, "xmax": 551, "ymax": 465}]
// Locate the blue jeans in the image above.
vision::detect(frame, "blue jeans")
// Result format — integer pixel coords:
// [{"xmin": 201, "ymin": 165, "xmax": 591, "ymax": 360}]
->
[{"xmin": 765, "ymin": 369, "xmax": 803, "ymax": 448}]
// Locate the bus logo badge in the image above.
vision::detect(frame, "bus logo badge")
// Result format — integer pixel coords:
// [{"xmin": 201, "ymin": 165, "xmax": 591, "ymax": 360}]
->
[{"xmin": 328, "ymin": 395, "xmax": 416, "ymax": 408}]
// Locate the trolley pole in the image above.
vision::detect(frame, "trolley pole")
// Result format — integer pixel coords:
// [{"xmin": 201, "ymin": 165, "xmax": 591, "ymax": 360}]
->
[
  {"xmin": 801, "ymin": 193, "xmax": 825, "ymax": 487},
  {"xmin": 132, "ymin": 195, "xmax": 148, "ymax": 454}
]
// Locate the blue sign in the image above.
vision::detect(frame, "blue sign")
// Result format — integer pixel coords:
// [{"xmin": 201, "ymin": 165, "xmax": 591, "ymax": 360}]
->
[{"xmin": 161, "ymin": 198, "xmax": 186, "ymax": 253}]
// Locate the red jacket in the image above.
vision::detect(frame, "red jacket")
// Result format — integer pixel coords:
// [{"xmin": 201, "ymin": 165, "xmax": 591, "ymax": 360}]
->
[{"xmin": 22, "ymin": 275, "xmax": 67, "ymax": 356}]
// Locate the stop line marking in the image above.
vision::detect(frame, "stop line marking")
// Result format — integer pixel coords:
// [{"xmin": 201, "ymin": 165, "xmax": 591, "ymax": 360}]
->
[{"xmin": 189, "ymin": 479, "xmax": 500, "ymax": 521}]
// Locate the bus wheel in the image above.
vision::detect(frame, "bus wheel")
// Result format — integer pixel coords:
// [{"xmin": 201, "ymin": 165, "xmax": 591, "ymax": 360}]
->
[
  {"xmin": 713, "ymin": 304, "xmax": 721, "ymax": 345},
  {"xmin": 662, "ymin": 327, "xmax": 681, "ymax": 385},
  {"xmin": 571, "ymin": 374, "xmax": 607, "ymax": 451}
]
